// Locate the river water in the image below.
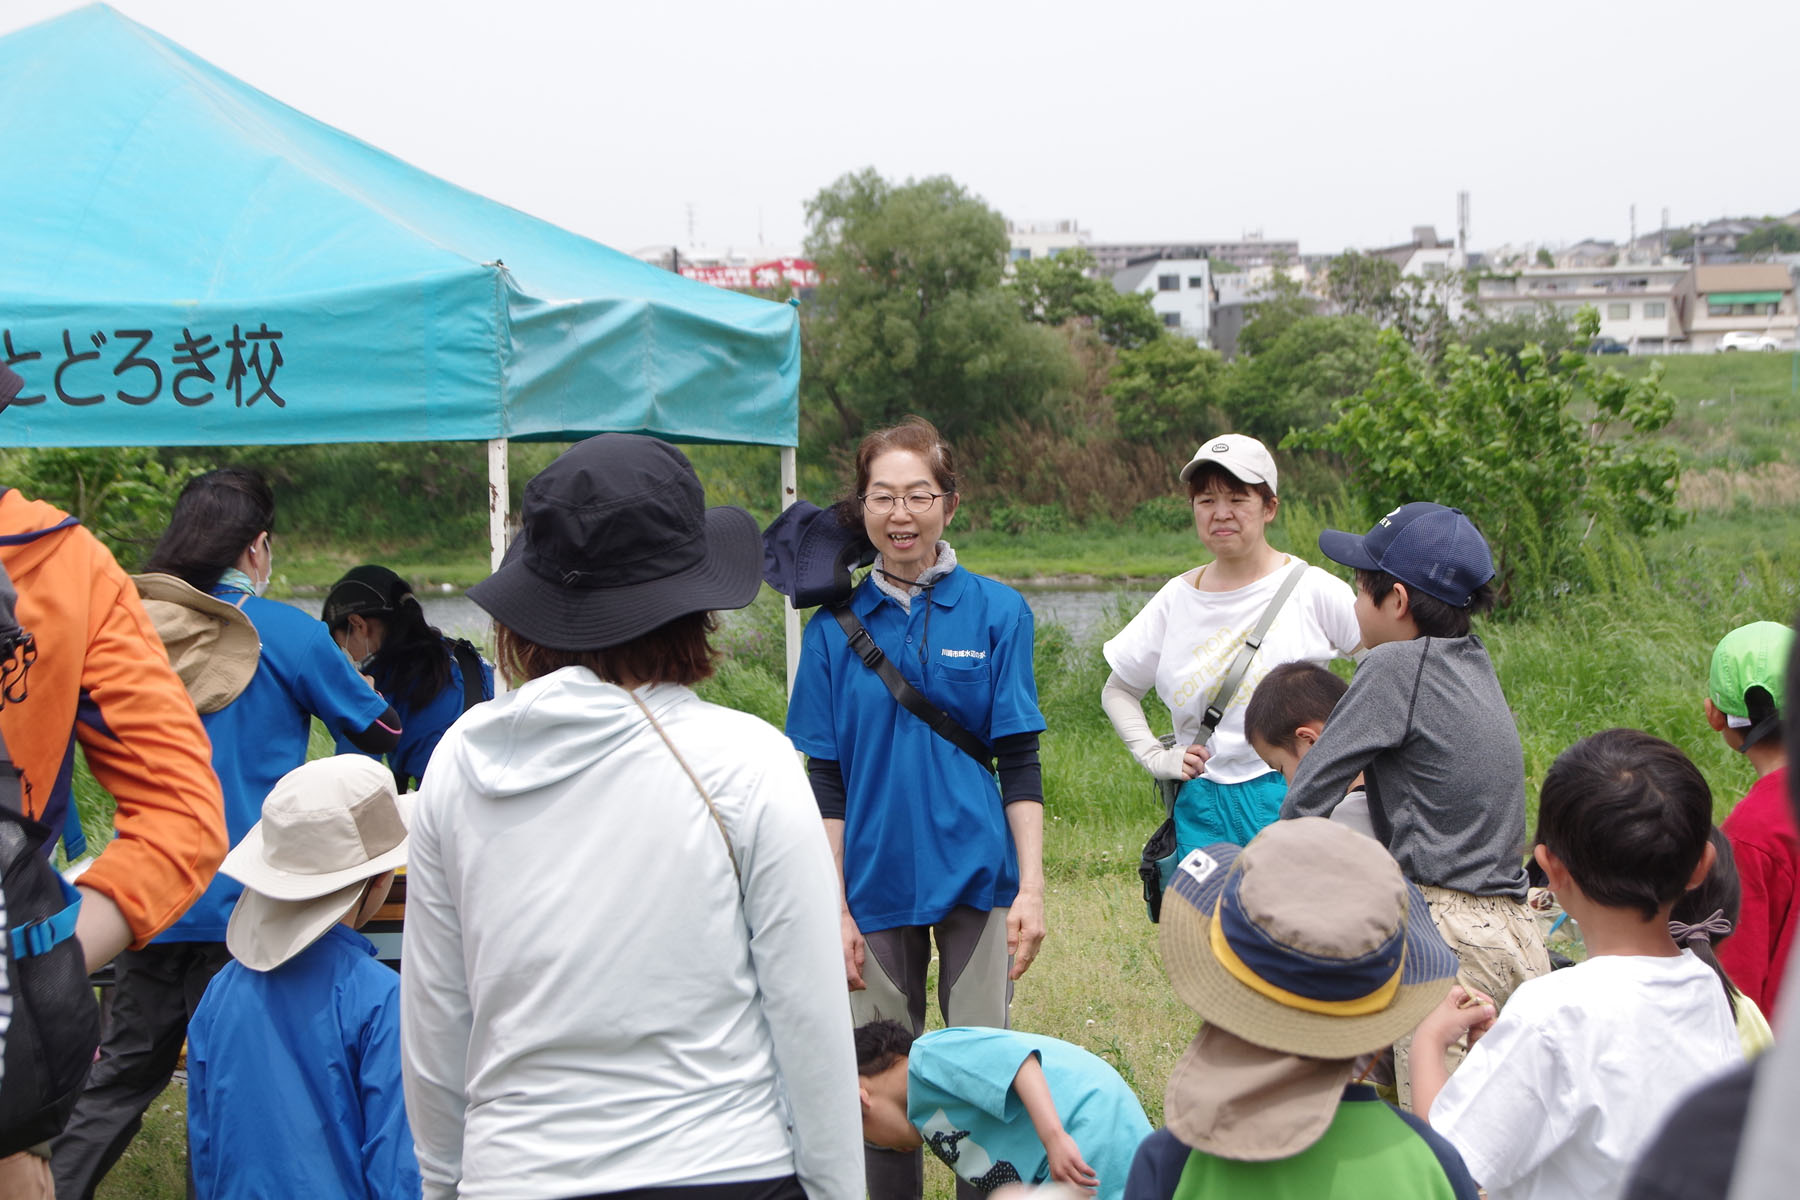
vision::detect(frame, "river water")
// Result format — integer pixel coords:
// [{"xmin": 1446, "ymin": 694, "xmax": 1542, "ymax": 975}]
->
[{"xmin": 282, "ymin": 582, "xmax": 1155, "ymax": 647}]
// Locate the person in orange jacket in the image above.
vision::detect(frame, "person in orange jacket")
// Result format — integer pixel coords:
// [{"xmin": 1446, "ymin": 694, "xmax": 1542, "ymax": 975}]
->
[{"xmin": 0, "ymin": 365, "xmax": 228, "ymax": 1194}]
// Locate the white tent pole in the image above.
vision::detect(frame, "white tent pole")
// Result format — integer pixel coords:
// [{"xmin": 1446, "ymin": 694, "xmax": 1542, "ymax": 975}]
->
[
  {"xmin": 780, "ymin": 445, "xmax": 800, "ymax": 697},
  {"xmin": 488, "ymin": 437, "xmax": 510, "ymax": 695}
]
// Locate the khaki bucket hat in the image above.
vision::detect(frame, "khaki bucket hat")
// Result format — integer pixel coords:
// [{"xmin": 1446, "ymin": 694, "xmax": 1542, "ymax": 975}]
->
[
  {"xmin": 221, "ymin": 756, "xmax": 411, "ymax": 971},
  {"xmin": 1157, "ymin": 818, "xmax": 1458, "ymax": 1160}
]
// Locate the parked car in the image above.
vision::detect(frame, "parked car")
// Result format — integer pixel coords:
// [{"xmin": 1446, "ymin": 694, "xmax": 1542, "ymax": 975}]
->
[
  {"xmin": 1587, "ymin": 337, "xmax": 1629, "ymax": 355},
  {"xmin": 1718, "ymin": 331, "xmax": 1784, "ymax": 352}
]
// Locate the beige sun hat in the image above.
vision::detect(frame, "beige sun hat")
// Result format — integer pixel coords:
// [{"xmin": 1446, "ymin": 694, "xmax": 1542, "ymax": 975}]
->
[
  {"xmin": 1157, "ymin": 818, "xmax": 1458, "ymax": 1160},
  {"xmin": 133, "ymin": 573, "xmax": 260, "ymax": 713},
  {"xmin": 221, "ymin": 756, "xmax": 411, "ymax": 972}
]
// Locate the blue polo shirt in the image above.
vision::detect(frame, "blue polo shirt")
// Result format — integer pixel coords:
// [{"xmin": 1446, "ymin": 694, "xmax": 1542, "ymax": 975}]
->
[
  {"xmin": 785, "ymin": 567, "xmax": 1044, "ymax": 932},
  {"xmin": 157, "ymin": 590, "xmax": 390, "ymax": 942},
  {"xmin": 188, "ymin": 924, "xmax": 420, "ymax": 1200},
  {"xmin": 335, "ymin": 640, "xmax": 493, "ymax": 787}
]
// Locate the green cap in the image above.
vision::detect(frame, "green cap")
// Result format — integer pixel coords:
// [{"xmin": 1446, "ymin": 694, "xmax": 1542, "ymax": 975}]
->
[{"xmin": 1709, "ymin": 621, "xmax": 1793, "ymax": 719}]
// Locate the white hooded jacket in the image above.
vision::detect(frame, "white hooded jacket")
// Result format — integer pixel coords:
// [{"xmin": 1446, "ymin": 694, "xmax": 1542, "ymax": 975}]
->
[{"xmin": 400, "ymin": 668, "xmax": 863, "ymax": 1200}]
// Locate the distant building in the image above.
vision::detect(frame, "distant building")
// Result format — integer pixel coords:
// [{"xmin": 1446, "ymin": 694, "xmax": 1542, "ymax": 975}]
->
[
  {"xmin": 1210, "ymin": 265, "xmax": 1313, "ymax": 359},
  {"xmin": 1366, "ymin": 225, "xmax": 1466, "ymax": 279},
  {"xmin": 1005, "ymin": 218, "xmax": 1091, "ymax": 264},
  {"xmin": 1672, "ymin": 263, "xmax": 1798, "ymax": 351},
  {"xmin": 1112, "ymin": 256, "xmax": 1213, "ymax": 346},
  {"xmin": 1088, "ymin": 238, "xmax": 1298, "ymax": 275},
  {"xmin": 1554, "ymin": 239, "xmax": 1620, "ymax": 269},
  {"xmin": 1471, "ymin": 264, "xmax": 1686, "ymax": 351}
]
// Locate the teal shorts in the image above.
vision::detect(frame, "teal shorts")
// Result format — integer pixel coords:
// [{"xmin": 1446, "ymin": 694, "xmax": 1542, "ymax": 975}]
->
[{"xmin": 1174, "ymin": 770, "xmax": 1288, "ymax": 858}]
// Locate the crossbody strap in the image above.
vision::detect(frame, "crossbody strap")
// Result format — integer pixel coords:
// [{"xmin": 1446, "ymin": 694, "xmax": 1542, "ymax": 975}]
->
[
  {"xmin": 829, "ymin": 604, "xmax": 995, "ymax": 774},
  {"xmin": 630, "ymin": 690, "xmax": 742, "ymax": 887},
  {"xmin": 1198, "ymin": 561, "xmax": 1309, "ymax": 743}
]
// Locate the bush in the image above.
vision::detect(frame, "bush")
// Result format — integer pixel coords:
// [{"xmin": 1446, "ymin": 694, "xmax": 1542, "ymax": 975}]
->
[
  {"xmin": 1128, "ymin": 495, "xmax": 1191, "ymax": 534},
  {"xmin": 989, "ymin": 503, "xmax": 1074, "ymax": 537},
  {"xmin": 1288, "ymin": 314, "xmax": 1682, "ymax": 610}
]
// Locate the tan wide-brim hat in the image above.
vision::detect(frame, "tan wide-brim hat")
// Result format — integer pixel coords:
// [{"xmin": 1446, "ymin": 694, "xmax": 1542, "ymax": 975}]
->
[
  {"xmin": 221, "ymin": 756, "xmax": 411, "ymax": 971},
  {"xmin": 1158, "ymin": 818, "xmax": 1458, "ymax": 1061},
  {"xmin": 1164, "ymin": 1023, "xmax": 1357, "ymax": 1162},
  {"xmin": 133, "ymin": 573, "xmax": 260, "ymax": 713}
]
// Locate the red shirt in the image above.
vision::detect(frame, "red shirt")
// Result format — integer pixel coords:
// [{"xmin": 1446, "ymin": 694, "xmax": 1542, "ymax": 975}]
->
[{"xmin": 1718, "ymin": 766, "xmax": 1796, "ymax": 1018}]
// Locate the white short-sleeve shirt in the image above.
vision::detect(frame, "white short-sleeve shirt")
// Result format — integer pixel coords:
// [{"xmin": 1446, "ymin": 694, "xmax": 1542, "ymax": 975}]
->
[
  {"xmin": 1102, "ymin": 558, "xmax": 1360, "ymax": 784},
  {"xmin": 1432, "ymin": 951, "xmax": 1741, "ymax": 1200}
]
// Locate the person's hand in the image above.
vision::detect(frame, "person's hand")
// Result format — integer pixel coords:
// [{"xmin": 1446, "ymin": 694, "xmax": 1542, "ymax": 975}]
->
[
  {"xmin": 1180, "ymin": 742, "xmax": 1211, "ymax": 780},
  {"xmin": 1042, "ymin": 1130, "xmax": 1098, "ymax": 1194},
  {"xmin": 1419, "ymin": 984, "xmax": 1496, "ymax": 1051},
  {"xmin": 1008, "ymin": 887, "xmax": 1047, "ymax": 980},
  {"xmin": 360, "ymin": 672, "xmax": 379, "ymax": 690},
  {"xmin": 841, "ymin": 910, "xmax": 867, "ymax": 992}
]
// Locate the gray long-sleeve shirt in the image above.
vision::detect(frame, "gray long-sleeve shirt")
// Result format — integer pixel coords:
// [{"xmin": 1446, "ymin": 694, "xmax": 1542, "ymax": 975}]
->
[{"xmin": 1281, "ymin": 634, "xmax": 1530, "ymax": 900}]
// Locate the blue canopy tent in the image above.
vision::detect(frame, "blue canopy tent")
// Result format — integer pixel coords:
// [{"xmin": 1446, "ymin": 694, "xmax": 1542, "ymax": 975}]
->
[{"xmin": 0, "ymin": 5, "xmax": 805, "ymax": 680}]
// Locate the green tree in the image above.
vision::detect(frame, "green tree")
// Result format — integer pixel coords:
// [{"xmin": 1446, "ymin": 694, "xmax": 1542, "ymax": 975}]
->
[
  {"xmin": 1107, "ymin": 336, "xmax": 1226, "ymax": 443},
  {"xmin": 1456, "ymin": 304, "xmax": 1578, "ymax": 374},
  {"xmin": 800, "ymin": 169, "xmax": 1074, "ymax": 448},
  {"xmin": 1737, "ymin": 222, "xmax": 1800, "ymax": 257},
  {"xmin": 1535, "ymin": 247, "xmax": 1555, "ymax": 267},
  {"xmin": 1008, "ymin": 248, "xmax": 1164, "ymax": 350},
  {"xmin": 0, "ymin": 447, "xmax": 200, "ymax": 563},
  {"xmin": 1236, "ymin": 272, "xmax": 1318, "ymax": 358},
  {"xmin": 1289, "ymin": 311, "xmax": 1681, "ymax": 607},
  {"xmin": 1225, "ymin": 315, "xmax": 1379, "ymax": 447},
  {"xmin": 1323, "ymin": 251, "xmax": 1405, "ymax": 323}
]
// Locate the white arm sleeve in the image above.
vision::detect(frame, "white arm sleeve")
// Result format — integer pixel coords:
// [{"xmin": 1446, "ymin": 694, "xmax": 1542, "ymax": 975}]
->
[{"xmin": 1102, "ymin": 671, "xmax": 1191, "ymax": 780}]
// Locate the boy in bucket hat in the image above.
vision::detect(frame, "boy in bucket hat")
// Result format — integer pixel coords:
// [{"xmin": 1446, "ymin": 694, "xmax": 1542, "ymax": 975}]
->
[
  {"xmin": 1279, "ymin": 503, "xmax": 1550, "ymax": 1107},
  {"xmin": 185, "ymin": 756, "xmax": 420, "ymax": 1200},
  {"xmin": 1124, "ymin": 818, "xmax": 1479, "ymax": 1199},
  {"xmin": 1707, "ymin": 621, "xmax": 1795, "ymax": 1016}
]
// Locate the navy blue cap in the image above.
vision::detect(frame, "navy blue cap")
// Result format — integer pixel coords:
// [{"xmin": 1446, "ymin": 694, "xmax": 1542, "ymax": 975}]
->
[
  {"xmin": 761, "ymin": 500, "xmax": 876, "ymax": 609},
  {"xmin": 1318, "ymin": 502, "xmax": 1494, "ymax": 608}
]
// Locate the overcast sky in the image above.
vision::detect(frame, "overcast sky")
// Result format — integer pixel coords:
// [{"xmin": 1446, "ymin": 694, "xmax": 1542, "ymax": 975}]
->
[{"xmin": 8, "ymin": 0, "xmax": 1797, "ymax": 258}]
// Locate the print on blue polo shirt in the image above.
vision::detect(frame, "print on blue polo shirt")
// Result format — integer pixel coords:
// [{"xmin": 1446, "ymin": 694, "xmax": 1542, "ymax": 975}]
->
[
  {"xmin": 785, "ymin": 567, "xmax": 1045, "ymax": 933},
  {"xmin": 157, "ymin": 592, "xmax": 391, "ymax": 942}
]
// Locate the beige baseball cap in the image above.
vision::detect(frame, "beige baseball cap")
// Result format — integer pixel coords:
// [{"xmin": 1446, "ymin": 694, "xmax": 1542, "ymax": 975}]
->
[{"xmin": 1179, "ymin": 434, "xmax": 1278, "ymax": 494}]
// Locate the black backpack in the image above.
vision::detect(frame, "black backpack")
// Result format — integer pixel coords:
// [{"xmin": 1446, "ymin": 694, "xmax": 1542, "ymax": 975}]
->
[{"xmin": 0, "ymin": 552, "xmax": 102, "ymax": 1154}]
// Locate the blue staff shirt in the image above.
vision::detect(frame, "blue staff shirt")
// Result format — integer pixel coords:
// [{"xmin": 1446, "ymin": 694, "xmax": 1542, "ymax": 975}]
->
[
  {"xmin": 188, "ymin": 924, "xmax": 420, "ymax": 1200},
  {"xmin": 335, "ymin": 640, "xmax": 493, "ymax": 787},
  {"xmin": 785, "ymin": 568, "xmax": 1045, "ymax": 932},
  {"xmin": 158, "ymin": 590, "xmax": 390, "ymax": 942},
  {"xmin": 908, "ymin": 1027, "xmax": 1151, "ymax": 1200}
]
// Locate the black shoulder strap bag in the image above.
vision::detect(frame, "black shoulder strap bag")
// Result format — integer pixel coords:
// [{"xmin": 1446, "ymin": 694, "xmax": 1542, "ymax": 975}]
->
[
  {"xmin": 829, "ymin": 605, "xmax": 994, "ymax": 774},
  {"xmin": 1139, "ymin": 561, "xmax": 1308, "ymax": 923}
]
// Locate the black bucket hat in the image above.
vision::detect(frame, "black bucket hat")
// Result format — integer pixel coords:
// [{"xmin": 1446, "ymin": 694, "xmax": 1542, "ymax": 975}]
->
[
  {"xmin": 467, "ymin": 434, "xmax": 761, "ymax": 651},
  {"xmin": 761, "ymin": 500, "xmax": 876, "ymax": 609},
  {"xmin": 321, "ymin": 565, "xmax": 412, "ymax": 630}
]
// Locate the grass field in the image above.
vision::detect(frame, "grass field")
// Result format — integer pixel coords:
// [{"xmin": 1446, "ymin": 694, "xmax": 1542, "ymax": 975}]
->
[{"xmin": 72, "ymin": 350, "xmax": 1800, "ymax": 1197}]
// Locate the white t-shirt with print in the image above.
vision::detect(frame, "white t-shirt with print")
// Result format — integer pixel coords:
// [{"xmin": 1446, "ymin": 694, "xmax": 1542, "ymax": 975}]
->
[
  {"xmin": 1432, "ymin": 951, "xmax": 1741, "ymax": 1200},
  {"xmin": 1102, "ymin": 559, "xmax": 1359, "ymax": 785}
]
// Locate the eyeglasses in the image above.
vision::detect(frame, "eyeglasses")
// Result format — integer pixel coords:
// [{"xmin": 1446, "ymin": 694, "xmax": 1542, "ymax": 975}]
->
[{"xmin": 860, "ymin": 490, "xmax": 951, "ymax": 515}]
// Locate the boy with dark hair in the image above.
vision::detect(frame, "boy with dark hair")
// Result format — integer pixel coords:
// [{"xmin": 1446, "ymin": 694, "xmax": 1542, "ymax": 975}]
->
[
  {"xmin": 1280, "ymin": 503, "xmax": 1550, "ymax": 1107},
  {"xmin": 1705, "ymin": 621, "xmax": 1794, "ymax": 1016},
  {"xmin": 1242, "ymin": 662, "xmax": 1374, "ymax": 838},
  {"xmin": 1415, "ymin": 729, "xmax": 1741, "ymax": 1200},
  {"xmin": 855, "ymin": 1020, "xmax": 1150, "ymax": 1200}
]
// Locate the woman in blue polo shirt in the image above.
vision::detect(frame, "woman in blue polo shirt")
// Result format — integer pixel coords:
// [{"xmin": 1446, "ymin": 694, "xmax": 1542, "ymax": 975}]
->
[
  {"xmin": 785, "ymin": 417, "xmax": 1047, "ymax": 1200},
  {"xmin": 50, "ymin": 468, "xmax": 402, "ymax": 1199},
  {"xmin": 323, "ymin": 564, "xmax": 494, "ymax": 790}
]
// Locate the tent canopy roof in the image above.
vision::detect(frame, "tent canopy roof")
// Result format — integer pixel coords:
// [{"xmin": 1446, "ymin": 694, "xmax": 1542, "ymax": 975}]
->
[{"xmin": 0, "ymin": 5, "xmax": 798, "ymax": 448}]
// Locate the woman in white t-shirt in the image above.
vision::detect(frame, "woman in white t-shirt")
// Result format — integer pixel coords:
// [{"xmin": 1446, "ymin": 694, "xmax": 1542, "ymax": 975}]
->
[{"xmin": 1101, "ymin": 434, "xmax": 1359, "ymax": 856}]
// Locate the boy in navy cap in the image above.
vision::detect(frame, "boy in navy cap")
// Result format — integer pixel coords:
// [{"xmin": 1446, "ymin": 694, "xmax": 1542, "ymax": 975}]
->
[{"xmin": 1279, "ymin": 503, "xmax": 1550, "ymax": 1109}]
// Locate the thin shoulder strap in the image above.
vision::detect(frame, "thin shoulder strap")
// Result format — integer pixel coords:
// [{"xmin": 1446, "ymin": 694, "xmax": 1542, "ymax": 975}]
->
[
  {"xmin": 629, "ymin": 690, "xmax": 742, "ymax": 886},
  {"xmin": 1199, "ymin": 561, "xmax": 1309, "ymax": 740}
]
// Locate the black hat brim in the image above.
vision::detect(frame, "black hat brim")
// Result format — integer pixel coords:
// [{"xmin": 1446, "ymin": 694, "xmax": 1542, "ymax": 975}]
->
[{"xmin": 468, "ymin": 505, "xmax": 763, "ymax": 651}]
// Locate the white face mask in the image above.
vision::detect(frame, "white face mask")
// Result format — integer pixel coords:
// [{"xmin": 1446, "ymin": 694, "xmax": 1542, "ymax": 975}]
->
[{"xmin": 253, "ymin": 536, "xmax": 273, "ymax": 597}]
